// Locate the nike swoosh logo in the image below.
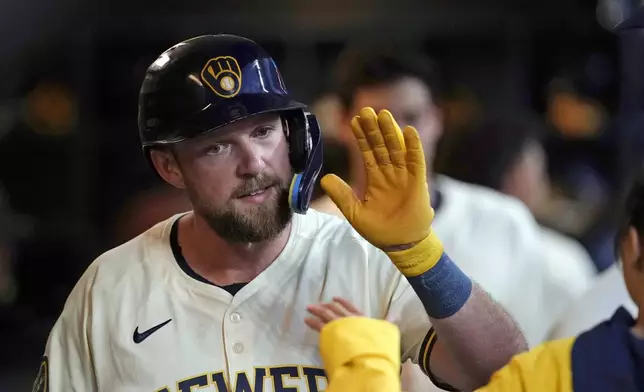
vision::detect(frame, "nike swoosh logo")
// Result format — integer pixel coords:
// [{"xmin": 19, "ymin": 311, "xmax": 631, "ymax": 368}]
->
[{"xmin": 133, "ymin": 319, "xmax": 172, "ymax": 344}]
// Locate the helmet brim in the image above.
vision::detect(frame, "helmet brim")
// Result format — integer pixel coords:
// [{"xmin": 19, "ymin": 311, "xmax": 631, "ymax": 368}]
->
[{"xmin": 141, "ymin": 94, "xmax": 306, "ymax": 147}]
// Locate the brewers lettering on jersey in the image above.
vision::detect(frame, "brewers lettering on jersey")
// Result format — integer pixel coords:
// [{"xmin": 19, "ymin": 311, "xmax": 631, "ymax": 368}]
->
[{"xmin": 36, "ymin": 34, "xmax": 527, "ymax": 392}]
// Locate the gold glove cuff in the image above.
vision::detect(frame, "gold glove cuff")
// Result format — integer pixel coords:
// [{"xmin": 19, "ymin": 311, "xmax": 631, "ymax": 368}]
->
[{"xmin": 385, "ymin": 231, "xmax": 444, "ymax": 277}]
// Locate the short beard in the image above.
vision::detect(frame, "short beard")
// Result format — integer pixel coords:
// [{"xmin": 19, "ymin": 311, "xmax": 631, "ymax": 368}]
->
[
  {"xmin": 184, "ymin": 171, "xmax": 294, "ymax": 244},
  {"xmin": 202, "ymin": 187, "xmax": 293, "ymax": 243}
]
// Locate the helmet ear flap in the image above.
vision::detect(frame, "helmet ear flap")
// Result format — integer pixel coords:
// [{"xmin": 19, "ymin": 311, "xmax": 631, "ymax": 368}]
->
[
  {"xmin": 283, "ymin": 110, "xmax": 311, "ymax": 173},
  {"xmin": 287, "ymin": 111, "xmax": 323, "ymax": 214}
]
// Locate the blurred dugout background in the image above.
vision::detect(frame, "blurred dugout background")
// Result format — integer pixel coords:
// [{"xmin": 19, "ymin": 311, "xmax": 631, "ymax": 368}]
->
[{"xmin": 0, "ymin": 0, "xmax": 631, "ymax": 389}]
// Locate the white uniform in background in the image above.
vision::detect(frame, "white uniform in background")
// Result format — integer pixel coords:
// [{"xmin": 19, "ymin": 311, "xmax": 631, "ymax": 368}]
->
[
  {"xmin": 538, "ymin": 226, "xmax": 596, "ymax": 319},
  {"xmin": 429, "ymin": 175, "xmax": 595, "ymax": 344},
  {"xmin": 548, "ymin": 263, "xmax": 637, "ymax": 340},
  {"xmin": 36, "ymin": 211, "xmax": 437, "ymax": 392},
  {"xmin": 314, "ymin": 174, "xmax": 596, "ymax": 392}
]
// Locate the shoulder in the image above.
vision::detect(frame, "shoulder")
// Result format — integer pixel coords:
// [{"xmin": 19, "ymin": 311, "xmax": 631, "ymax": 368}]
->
[
  {"xmin": 510, "ymin": 337, "xmax": 576, "ymax": 368},
  {"xmin": 310, "ymin": 195, "xmax": 345, "ymax": 219},
  {"xmin": 433, "ymin": 175, "xmax": 542, "ymax": 261},
  {"xmin": 435, "ymin": 175, "xmax": 531, "ymax": 213},
  {"xmin": 295, "ymin": 209, "xmax": 403, "ymax": 297},
  {"xmin": 298, "ymin": 208, "xmax": 379, "ymax": 251},
  {"xmin": 482, "ymin": 337, "xmax": 575, "ymax": 392},
  {"xmin": 538, "ymin": 227, "xmax": 595, "ymax": 285},
  {"xmin": 535, "ymin": 227, "xmax": 596, "ymax": 330},
  {"xmin": 549, "ymin": 265, "xmax": 637, "ymax": 339},
  {"xmin": 296, "ymin": 209, "xmax": 393, "ymax": 272},
  {"xmin": 569, "ymin": 307, "xmax": 640, "ymax": 390},
  {"xmin": 539, "ymin": 227, "xmax": 592, "ymax": 264},
  {"xmin": 62, "ymin": 215, "xmax": 178, "ymax": 310},
  {"xmin": 434, "ymin": 175, "xmax": 538, "ymax": 236}
]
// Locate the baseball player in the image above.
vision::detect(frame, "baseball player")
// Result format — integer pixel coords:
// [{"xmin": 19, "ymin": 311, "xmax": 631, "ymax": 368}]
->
[
  {"xmin": 548, "ymin": 0, "xmax": 644, "ymax": 342},
  {"xmin": 312, "ymin": 46, "xmax": 575, "ymax": 392},
  {"xmin": 307, "ymin": 4, "xmax": 644, "ymax": 391},
  {"xmin": 548, "ymin": 262, "xmax": 637, "ymax": 340},
  {"xmin": 33, "ymin": 34, "xmax": 527, "ymax": 392},
  {"xmin": 436, "ymin": 113, "xmax": 597, "ymax": 319},
  {"xmin": 314, "ymin": 47, "xmax": 570, "ymax": 348},
  {"xmin": 308, "ymin": 162, "xmax": 644, "ymax": 392}
]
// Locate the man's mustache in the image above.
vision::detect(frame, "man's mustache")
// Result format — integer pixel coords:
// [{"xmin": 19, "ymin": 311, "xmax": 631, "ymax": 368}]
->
[{"xmin": 231, "ymin": 175, "xmax": 282, "ymax": 198}]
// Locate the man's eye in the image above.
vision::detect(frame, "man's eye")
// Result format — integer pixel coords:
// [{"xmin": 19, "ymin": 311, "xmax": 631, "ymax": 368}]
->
[
  {"xmin": 206, "ymin": 144, "xmax": 226, "ymax": 155},
  {"xmin": 253, "ymin": 126, "xmax": 273, "ymax": 138},
  {"xmin": 403, "ymin": 113, "xmax": 420, "ymax": 127}
]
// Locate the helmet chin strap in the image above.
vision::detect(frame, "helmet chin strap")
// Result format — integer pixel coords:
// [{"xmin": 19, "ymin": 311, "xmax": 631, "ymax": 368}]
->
[{"xmin": 288, "ymin": 113, "xmax": 323, "ymax": 214}]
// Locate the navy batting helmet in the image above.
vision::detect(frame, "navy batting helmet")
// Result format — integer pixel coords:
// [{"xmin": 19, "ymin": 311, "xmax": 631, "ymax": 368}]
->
[{"xmin": 137, "ymin": 34, "xmax": 323, "ymax": 214}]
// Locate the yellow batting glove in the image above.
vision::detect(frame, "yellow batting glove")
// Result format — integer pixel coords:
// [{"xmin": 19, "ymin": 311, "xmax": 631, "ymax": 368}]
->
[{"xmin": 320, "ymin": 107, "xmax": 443, "ymax": 276}]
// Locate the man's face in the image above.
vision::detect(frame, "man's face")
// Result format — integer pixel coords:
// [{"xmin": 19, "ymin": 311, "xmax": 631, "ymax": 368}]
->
[
  {"xmin": 504, "ymin": 141, "xmax": 550, "ymax": 215},
  {"xmin": 163, "ymin": 113, "xmax": 294, "ymax": 243},
  {"xmin": 347, "ymin": 76, "xmax": 442, "ymax": 161},
  {"xmin": 619, "ymin": 227, "xmax": 644, "ymax": 309}
]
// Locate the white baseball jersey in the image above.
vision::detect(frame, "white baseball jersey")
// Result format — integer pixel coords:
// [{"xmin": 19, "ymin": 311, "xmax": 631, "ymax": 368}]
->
[
  {"xmin": 314, "ymin": 176, "xmax": 592, "ymax": 346},
  {"xmin": 548, "ymin": 263, "xmax": 638, "ymax": 340},
  {"xmin": 313, "ymin": 175, "xmax": 597, "ymax": 392},
  {"xmin": 538, "ymin": 226, "xmax": 596, "ymax": 321},
  {"xmin": 430, "ymin": 175, "xmax": 592, "ymax": 346},
  {"xmin": 368, "ymin": 175, "xmax": 595, "ymax": 392},
  {"xmin": 36, "ymin": 210, "xmax": 435, "ymax": 392}
]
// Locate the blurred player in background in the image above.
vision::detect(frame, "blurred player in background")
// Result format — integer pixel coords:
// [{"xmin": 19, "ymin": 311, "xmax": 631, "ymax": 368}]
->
[
  {"xmin": 34, "ymin": 34, "xmax": 527, "ymax": 392},
  {"xmin": 547, "ymin": 0, "xmax": 644, "ymax": 341},
  {"xmin": 310, "ymin": 3, "xmax": 644, "ymax": 390},
  {"xmin": 436, "ymin": 113, "xmax": 597, "ymax": 324},
  {"xmin": 310, "ymin": 93, "xmax": 343, "ymax": 142},
  {"xmin": 313, "ymin": 47, "xmax": 568, "ymax": 391},
  {"xmin": 0, "ymin": 190, "xmax": 21, "ymax": 306},
  {"xmin": 111, "ymin": 184, "xmax": 191, "ymax": 246},
  {"xmin": 548, "ymin": 260, "xmax": 637, "ymax": 339},
  {"xmin": 309, "ymin": 138, "xmax": 351, "ymax": 212}
]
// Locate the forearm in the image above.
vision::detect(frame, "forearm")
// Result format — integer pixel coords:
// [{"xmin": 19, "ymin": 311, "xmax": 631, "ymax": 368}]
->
[
  {"xmin": 390, "ymin": 244, "xmax": 528, "ymax": 390},
  {"xmin": 430, "ymin": 284, "xmax": 528, "ymax": 389}
]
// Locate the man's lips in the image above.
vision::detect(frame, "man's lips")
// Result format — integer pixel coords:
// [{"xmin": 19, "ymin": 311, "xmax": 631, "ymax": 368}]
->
[{"xmin": 236, "ymin": 185, "xmax": 273, "ymax": 198}]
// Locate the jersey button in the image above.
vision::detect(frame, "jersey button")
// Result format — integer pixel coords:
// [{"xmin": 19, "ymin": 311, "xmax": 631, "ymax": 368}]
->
[
  {"xmin": 230, "ymin": 312, "xmax": 241, "ymax": 323},
  {"xmin": 233, "ymin": 342, "xmax": 244, "ymax": 353}
]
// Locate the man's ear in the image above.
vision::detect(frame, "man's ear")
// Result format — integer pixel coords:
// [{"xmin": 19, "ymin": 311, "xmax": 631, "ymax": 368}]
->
[
  {"xmin": 149, "ymin": 148, "xmax": 186, "ymax": 189},
  {"xmin": 429, "ymin": 103, "xmax": 445, "ymax": 139},
  {"xmin": 620, "ymin": 226, "xmax": 641, "ymax": 270}
]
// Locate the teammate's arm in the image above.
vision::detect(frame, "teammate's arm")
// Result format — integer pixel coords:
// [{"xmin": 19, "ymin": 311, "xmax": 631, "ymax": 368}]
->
[
  {"xmin": 382, "ymin": 262, "xmax": 526, "ymax": 391},
  {"xmin": 306, "ymin": 298, "xmax": 573, "ymax": 392},
  {"xmin": 424, "ymin": 283, "xmax": 528, "ymax": 390},
  {"xmin": 474, "ymin": 337, "xmax": 574, "ymax": 392},
  {"xmin": 321, "ymin": 107, "xmax": 528, "ymax": 390},
  {"xmin": 306, "ymin": 299, "xmax": 402, "ymax": 392}
]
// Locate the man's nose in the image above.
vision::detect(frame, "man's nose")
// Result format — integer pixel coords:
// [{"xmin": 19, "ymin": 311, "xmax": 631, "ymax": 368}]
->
[{"xmin": 236, "ymin": 144, "xmax": 266, "ymax": 177}]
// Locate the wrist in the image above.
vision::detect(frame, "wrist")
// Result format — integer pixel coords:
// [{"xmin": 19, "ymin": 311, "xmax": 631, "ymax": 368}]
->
[
  {"xmin": 381, "ymin": 242, "xmax": 419, "ymax": 253},
  {"xmin": 407, "ymin": 253, "xmax": 473, "ymax": 319},
  {"xmin": 385, "ymin": 231, "xmax": 444, "ymax": 277}
]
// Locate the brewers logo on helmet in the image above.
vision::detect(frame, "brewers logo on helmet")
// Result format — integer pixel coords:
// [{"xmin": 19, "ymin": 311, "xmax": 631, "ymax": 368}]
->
[
  {"xmin": 137, "ymin": 34, "xmax": 323, "ymax": 214},
  {"xmin": 200, "ymin": 56, "xmax": 242, "ymax": 98}
]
